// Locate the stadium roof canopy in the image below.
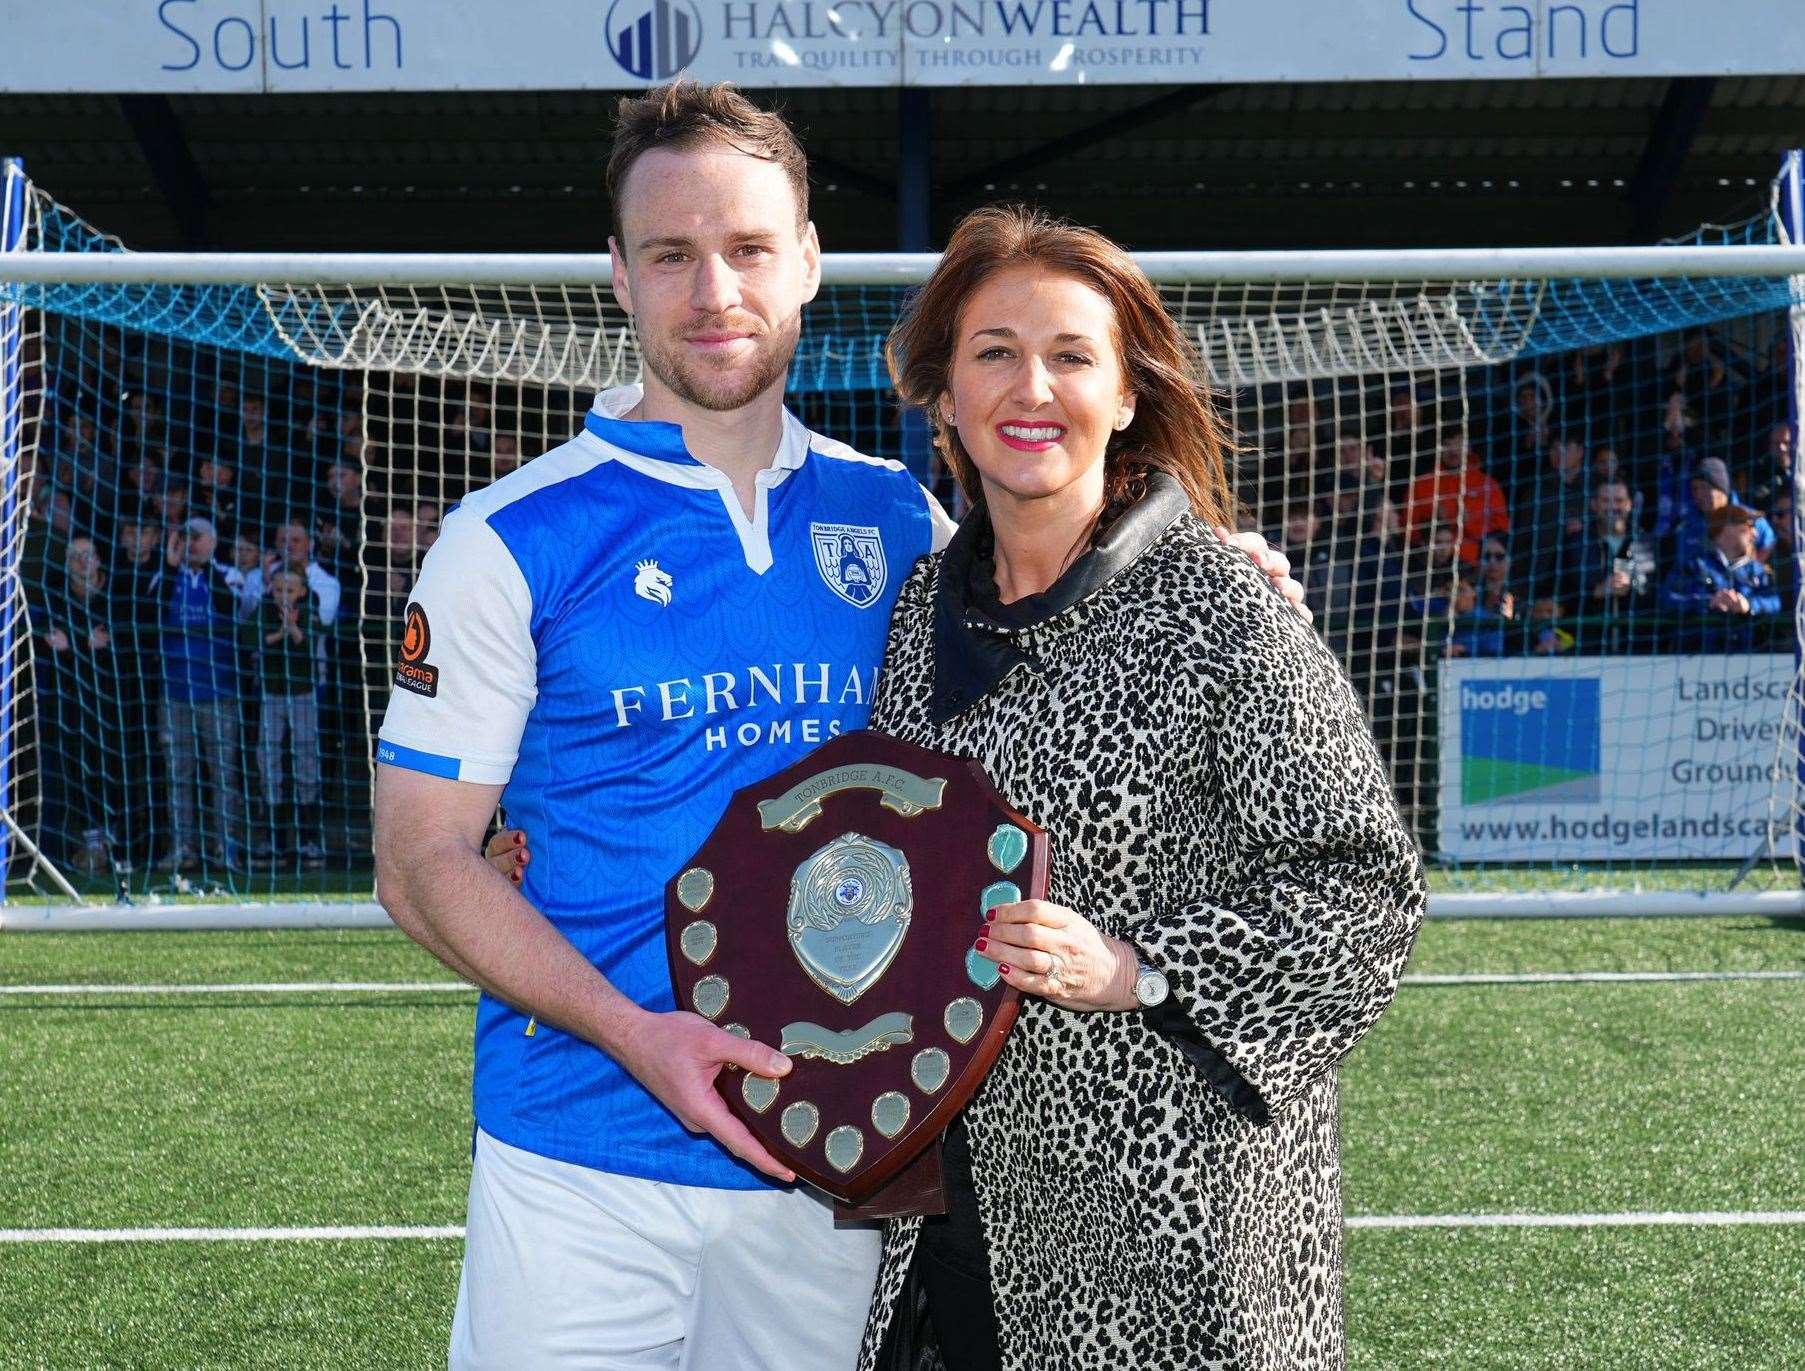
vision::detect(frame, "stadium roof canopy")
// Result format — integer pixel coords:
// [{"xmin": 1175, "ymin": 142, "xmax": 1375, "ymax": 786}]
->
[{"xmin": 3, "ymin": 74, "xmax": 1801, "ymax": 254}]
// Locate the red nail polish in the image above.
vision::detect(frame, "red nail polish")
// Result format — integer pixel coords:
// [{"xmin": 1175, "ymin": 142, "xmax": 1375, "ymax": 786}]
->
[
  {"xmin": 975, "ymin": 938, "xmax": 988, "ymax": 952},
  {"xmin": 985, "ymin": 909, "xmax": 996, "ymax": 922},
  {"xmin": 999, "ymin": 964, "xmax": 1011, "ymax": 975}
]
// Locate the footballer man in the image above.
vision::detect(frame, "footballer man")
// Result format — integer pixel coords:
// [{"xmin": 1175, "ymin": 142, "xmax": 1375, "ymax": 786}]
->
[{"xmin": 373, "ymin": 81, "xmax": 1303, "ymax": 1370}]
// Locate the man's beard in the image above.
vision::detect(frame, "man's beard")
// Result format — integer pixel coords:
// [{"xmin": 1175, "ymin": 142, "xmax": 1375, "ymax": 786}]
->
[{"xmin": 639, "ymin": 312, "xmax": 801, "ymax": 413}]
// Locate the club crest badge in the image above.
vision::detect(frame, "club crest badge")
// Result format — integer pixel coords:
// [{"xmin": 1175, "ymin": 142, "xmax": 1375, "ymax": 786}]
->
[{"xmin": 810, "ymin": 523, "xmax": 886, "ymax": 609}]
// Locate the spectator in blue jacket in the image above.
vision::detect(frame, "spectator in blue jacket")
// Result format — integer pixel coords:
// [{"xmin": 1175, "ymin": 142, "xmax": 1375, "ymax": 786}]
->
[
  {"xmin": 1675, "ymin": 457, "xmax": 1775, "ymax": 564},
  {"xmin": 148, "ymin": 516, "xmax": 245, "ymax": 873},
  {"xmin": 1660, "ymin": 504, "xmax": 1782, "ymax": 652}
]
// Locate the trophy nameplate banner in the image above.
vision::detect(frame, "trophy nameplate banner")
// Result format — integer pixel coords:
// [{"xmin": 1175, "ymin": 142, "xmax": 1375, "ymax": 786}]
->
[{"xmin": 665, "ymin": 730, "xmax": 1048, "ymax": 1212}]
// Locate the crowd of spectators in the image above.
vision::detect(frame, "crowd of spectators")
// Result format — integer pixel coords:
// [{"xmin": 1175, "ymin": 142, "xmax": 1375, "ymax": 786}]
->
[
  {"xmin": 1240, "ymin": 327, "xmax": 1795, "ymax": 830},
  {"xmin": 12, "ymin": 320, "xmax": 1797, "ymax": 875},
  {"xmin": 1251, "ymin": 329, "xmax": 1794, "ymax": 658},
  {"xmin": 22, "ymin": 332, "xmax": 538, "ymax": 880}
]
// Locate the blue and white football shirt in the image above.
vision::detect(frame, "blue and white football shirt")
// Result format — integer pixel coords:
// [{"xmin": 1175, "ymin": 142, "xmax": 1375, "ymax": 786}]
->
[{"xmin": 378, "ymin": 385, "xmax": 953, "ymax": 1189}]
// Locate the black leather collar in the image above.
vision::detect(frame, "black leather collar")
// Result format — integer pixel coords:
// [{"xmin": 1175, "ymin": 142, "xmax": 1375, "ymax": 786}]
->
[{"xmin": 929, "ymin": 472, "xmax": 1189, "ymax": 722}]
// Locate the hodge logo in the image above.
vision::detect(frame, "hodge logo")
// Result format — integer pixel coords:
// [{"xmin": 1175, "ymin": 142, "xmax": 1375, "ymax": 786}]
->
[
  {"xmin": 1459, "ymin": 674, "xmax": 1601, "ymax": 806},
  {"xmin": 1460, "ymin": 684, "xmax": 1549, "ymax": 716}
]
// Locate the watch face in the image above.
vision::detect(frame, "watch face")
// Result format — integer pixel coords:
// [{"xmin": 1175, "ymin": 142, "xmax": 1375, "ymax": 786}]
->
[{"xmin": 1136, "ymin": 967, "xmax": 1170, "ymax": 1007}]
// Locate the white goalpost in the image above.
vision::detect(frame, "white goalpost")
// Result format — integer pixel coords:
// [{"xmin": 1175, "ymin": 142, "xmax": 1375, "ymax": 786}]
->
[{"xmin": 3, "ymin": 165, "xmax": 1805, "ymax": 930}]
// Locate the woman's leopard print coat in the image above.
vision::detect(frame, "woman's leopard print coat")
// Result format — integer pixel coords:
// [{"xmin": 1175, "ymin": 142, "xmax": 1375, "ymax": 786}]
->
[{"xmin": 857, "ymin": 498, "xmax": 1427, "ymax": 1371}]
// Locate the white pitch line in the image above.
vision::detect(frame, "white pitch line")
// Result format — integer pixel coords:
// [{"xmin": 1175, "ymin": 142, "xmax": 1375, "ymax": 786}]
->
[
  {"xmin": 5, "ymin": 970, "xmax": 1804, "ymax": 997},
  {"xmin": 0, "ymin": 981, "xmax": 473, "ymax": 995},
  {"xmin": 0, "ymin": 1225, "xmax": 465, "ymax": 1244},
  {"xmin": 8, "ymin": 1212, "xmax": 1805, "ymax": 1243},
  {"xmin": 1349, "ymin": 1210, "xmax": 1805, "ymax": 1230},
  {"xmin": 1402, "ymin": 970, "xmax": 1805, "ymax": 986}
]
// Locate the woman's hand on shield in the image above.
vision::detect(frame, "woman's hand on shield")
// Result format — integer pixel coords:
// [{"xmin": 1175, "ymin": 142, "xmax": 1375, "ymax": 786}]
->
[{"xmin": 974, "ymin": 899, "xmax": 1139, "ymax": 1013}]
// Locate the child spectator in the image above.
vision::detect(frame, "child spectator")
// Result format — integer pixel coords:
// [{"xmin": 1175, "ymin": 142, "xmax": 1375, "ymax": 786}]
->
[
  {"xmin": 1527, "ymin": 596, "xmax": 1575, "ymax": 655},
  {"xmin": 1412, "ymin": 567, "xmax": 1457, "ymax": 621},
  {"xmin": 245, "ymin": 569, "xmax": 324, "ymax": 870},
  {"xmin": 238, "ymin": 519, "xmax": 342, "ymax": 631},
  {"xmin": 1445, "ymin": 575, "xmax": 1508, "ymax": 658}
]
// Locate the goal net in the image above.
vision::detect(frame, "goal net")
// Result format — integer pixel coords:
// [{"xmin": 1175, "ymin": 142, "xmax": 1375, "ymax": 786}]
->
[{"xmin": 3, "ymin": 153, "xmax": 1802, "ymax": 918}]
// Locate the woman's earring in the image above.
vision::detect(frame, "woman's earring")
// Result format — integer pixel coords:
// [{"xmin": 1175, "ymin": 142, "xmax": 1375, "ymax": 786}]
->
[{"xmin": 1115, "ymin": 411, "xmax": 1134, "ymax": 431}]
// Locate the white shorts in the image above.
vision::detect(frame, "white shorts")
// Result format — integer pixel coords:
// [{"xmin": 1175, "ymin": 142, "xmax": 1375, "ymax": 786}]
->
[{"xmin": 450, "ymin": 1129, "xmax": 883, "ymax": 1371}]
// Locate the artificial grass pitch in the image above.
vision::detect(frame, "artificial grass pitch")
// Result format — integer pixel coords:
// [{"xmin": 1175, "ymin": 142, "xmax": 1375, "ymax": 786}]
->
[
  {"xmin": 0, "ymin": 1241, "xmax": 462, "ymax": 1371},
  {"xmin": 6, "ymin": 1226, "xmax": 1797, "ymax": 1371},
  {"xmin": 2, "ymin": 920, "xmax": 1803, "ymax": 1367},
  {"xmin": 1346, "ymin": 1224, "xmax": 1805, "ymax": 1370}
]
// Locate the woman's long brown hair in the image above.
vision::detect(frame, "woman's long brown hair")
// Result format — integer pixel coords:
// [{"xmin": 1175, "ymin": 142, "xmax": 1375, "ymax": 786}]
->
[{"xmin": 886, "ymin": 205, "xmax": 1235, "ymax": 530}]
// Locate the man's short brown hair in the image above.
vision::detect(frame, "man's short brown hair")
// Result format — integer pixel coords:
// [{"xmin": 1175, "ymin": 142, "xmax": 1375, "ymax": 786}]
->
[{"xmin": 607, "ymin": 81, "xmax": 809, "ymax": 242}]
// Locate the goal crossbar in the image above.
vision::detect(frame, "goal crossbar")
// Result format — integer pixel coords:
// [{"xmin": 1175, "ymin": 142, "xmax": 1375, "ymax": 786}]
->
[{"xmin": 7, "ymin": 245, "xmax": 1805, "ymax": 288}]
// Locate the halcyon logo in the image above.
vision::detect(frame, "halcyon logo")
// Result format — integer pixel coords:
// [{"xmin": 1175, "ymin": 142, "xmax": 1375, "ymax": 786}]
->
[
  {"xmin": 1460, "ymin": 678, "xmax": 1601, "ymax": 805},
  {"xmin": 606, "ymin": 0, "xmax": 704, "ymax": 80}
]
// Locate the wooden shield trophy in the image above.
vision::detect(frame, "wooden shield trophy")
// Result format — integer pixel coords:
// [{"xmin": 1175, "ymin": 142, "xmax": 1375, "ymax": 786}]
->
[{"xmin": 664, "ymin": 730, "xmax": 1047, "ymax": 1218}]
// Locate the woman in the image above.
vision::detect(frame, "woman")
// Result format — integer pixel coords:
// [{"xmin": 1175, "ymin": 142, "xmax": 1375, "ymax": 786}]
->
[{"xmin": 493, "ymin": 208, "xmax": 1425, "ymax": 1369}]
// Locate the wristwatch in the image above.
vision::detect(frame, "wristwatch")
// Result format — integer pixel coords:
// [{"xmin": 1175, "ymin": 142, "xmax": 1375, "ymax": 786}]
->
[{"xmin": 1133, "ymin": 958, "xmax": 1170, "ymax": 1008}]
